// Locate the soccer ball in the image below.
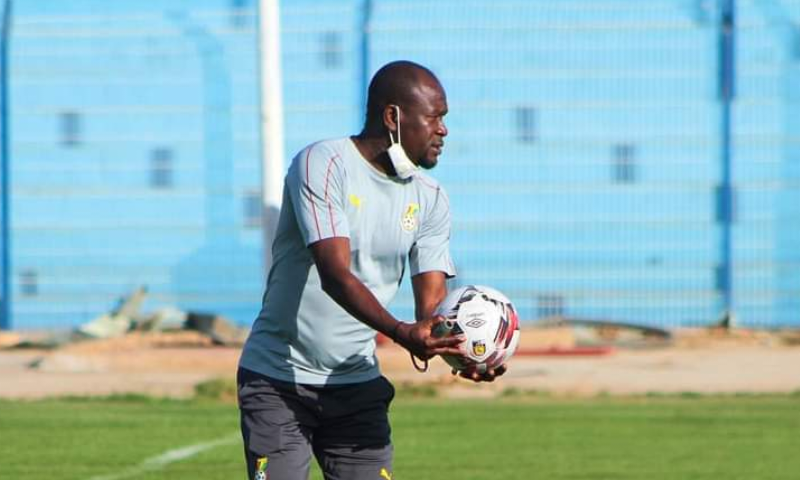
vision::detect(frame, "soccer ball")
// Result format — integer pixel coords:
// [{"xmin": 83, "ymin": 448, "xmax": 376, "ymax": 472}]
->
[{"xmin": 433, "ymin": 285, "xmax": 520, "ymax": 375}]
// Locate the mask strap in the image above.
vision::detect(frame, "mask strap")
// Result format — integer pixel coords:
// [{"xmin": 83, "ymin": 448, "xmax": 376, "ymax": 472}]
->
[{"xmin": 387, "ymin": 105, "xmax": 401, "ymax": 145}]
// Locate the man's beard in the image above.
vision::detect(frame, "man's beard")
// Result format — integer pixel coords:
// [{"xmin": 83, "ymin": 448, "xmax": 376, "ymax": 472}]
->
[{"xmin": 417, "ymin": 156, "xmax": 438, "ymax": 170}]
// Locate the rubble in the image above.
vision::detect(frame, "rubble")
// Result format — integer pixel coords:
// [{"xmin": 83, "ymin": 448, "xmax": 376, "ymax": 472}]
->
[{"xmin": 1, "ymin": 286, "xmax": 250, "ymax": 350}]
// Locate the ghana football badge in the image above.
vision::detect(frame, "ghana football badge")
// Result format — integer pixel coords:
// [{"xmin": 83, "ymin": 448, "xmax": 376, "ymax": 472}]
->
[
  {"xmin": 401, "ymin": 203, "xmax": 419, "ymax": 232},
  {"xmin": 254, "ymin": 456, "xmax": 268, "ymax": 480}
]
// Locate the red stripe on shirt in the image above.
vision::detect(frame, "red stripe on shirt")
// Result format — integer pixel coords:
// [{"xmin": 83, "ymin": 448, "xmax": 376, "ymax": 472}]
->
[
  {"xmin": 304, "ymin": 144, "xmax": 323, "ymax": 240},
  {"xmin": 416, "ymin": 175, "xmax": 449, "ymax": 210},
  {"xmin": 415, "ymin": 175, "xmax": 439, "ymax": 192},
  {"xmin": 324, "ymin": 154, "xmax": 341, "ymax": 236}
]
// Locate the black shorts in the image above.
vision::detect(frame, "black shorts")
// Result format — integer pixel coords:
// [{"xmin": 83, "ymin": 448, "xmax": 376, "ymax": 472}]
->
[{"xmin": 237, "ymin": 367, "xmax": 395, "ymax": 480}]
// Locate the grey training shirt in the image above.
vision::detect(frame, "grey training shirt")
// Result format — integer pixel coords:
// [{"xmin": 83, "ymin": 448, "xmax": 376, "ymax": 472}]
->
[{"xmin": 239, "ymin": 137, "xmax": 456, "ymax": 385}]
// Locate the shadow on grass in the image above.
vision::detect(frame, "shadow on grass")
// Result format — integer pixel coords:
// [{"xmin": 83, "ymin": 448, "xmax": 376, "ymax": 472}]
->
[{"xmin": 3, "ymin": 380, "xmax": 798, "ymax": 404}]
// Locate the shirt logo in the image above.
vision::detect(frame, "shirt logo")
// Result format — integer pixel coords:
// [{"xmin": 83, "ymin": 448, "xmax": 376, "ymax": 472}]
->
[
  {"xmin": 349, "ymin": 194, "xmax": 364, "ymax": 209},
  {"xmin": 401, "ymin": 203, "xmax": 419, "ymax": 232}
]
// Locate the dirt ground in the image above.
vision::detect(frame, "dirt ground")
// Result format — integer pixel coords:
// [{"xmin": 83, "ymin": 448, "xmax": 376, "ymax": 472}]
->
[{"xmin": 1, "ymin": 327, "xmax": 799, "ymax": 399}]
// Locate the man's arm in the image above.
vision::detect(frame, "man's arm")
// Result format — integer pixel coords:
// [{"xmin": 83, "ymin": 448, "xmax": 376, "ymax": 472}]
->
[
  {"xmin": 411, "ymin": 271, "xmax": 448, "ymax": 322},
  {"xmin": 309, "ymin": 237, "xmax": 462, "ymax": 360}
]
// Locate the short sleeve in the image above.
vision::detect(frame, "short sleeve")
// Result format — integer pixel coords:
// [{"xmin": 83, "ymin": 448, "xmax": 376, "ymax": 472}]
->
[
  {"xmin": 286, "ymin": 142, "xmax": 350, "ymax": 245},
  {"xmin": 409, "ymin": 186, "xmax": 456, "ymax": 278}
]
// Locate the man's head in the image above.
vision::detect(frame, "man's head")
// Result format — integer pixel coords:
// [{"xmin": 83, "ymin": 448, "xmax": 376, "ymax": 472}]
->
[{"xmin": 364, "ymin": 61, "xmax": 448, "ymax": 170}]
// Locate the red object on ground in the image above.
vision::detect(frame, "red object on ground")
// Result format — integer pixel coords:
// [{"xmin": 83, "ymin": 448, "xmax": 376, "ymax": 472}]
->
[{"xmin": 514, "ymin": 346, "xmax": 613, "ymax": 356}]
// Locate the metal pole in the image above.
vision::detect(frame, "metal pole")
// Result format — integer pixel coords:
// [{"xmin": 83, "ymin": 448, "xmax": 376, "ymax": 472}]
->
[
  {"xmin": 718, "ymin": 0, "xmax": 736, "ymax": 325},
  {"xmin": 359, "ymin": 0, "xmax": 373, "ymax": 116},
  {"xmin": 258, "ymin": 0, "xmax": 285, "ymax": 273},
  {"xmin": 0, "ymin": 0, "xmax": 12, "ymax": 330}
]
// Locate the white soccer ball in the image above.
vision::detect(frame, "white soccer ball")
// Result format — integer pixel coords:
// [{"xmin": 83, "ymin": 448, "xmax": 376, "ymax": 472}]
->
[{"xmin": 433, "ymin": 285, "xmax": 521, "ymax": 375}]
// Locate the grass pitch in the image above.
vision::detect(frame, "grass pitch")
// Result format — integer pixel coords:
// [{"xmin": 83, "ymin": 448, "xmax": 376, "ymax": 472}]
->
[{"xmin": 1, "ymin": 391, "xmax": 798, "ymax": 479}]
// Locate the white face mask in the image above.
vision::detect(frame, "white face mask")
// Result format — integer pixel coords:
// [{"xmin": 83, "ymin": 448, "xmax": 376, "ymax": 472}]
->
[{"xmin": 387, "ymin": 106, "xmax": 419, "ymax": 179}]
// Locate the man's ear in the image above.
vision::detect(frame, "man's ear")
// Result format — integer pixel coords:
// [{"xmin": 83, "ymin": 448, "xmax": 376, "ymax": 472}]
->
[{"xmin": 383, "ymin": 104, "xmax": 399, "ymax": 134}]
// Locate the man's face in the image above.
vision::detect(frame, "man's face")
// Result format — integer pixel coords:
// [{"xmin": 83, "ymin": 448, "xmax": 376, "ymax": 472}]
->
[{"xmin": 398, "ymin": 81, "xmax": 449, "ymax": 170}]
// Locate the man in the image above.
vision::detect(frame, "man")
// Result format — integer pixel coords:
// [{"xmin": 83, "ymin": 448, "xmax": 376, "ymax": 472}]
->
[{"xmin": 238, "ymin": 60, "xmax": 504, "ymax": 480}]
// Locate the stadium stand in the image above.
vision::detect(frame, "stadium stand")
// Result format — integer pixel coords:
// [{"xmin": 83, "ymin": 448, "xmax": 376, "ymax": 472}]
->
[{"xmin": 3, "ymin": 0, "xmax": 798, "ymax": 329}]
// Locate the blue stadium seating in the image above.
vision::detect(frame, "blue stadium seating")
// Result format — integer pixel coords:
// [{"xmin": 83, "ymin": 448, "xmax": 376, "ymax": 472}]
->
[
  {"xmin": 4, "ymin": 0, "xmax": 799, "ymax": 329},
  {"xmin": 8, "ymin": 0, "xmax": 264, "ymax": 328}
]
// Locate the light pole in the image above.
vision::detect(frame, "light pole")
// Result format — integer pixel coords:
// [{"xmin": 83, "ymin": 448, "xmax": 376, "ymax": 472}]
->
[
  {"xmin": 717, "ymin": 0, "xmax": 736, "ymax": 326},
  {"xmin": 0, "ymin": 0, "xmax": 13, "ymax": 330}
]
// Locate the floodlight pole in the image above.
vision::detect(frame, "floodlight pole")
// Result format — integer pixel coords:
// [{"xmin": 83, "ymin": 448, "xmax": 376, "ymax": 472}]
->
[
  {"xmin": 258, "ymin": 0, "xmax": 285, "ymax": 274},
  {"xmin": 0, "ymin": 0, "xmax": 12, "ymax": 330},
  {"xmin": 359, "ymin": 0, "xmax": 373, "ymax": 113},
  {"xmin": 718, "ymin": 0, "xmax": 736, "ymax": 326}
]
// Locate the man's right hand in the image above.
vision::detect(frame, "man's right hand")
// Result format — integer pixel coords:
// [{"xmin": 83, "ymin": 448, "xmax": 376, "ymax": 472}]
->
[{"xmin": 393, "ymin": 316, "xmax": 464, "ymax": 361}]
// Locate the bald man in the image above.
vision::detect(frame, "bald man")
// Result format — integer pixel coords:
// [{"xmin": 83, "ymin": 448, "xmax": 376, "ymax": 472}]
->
[{"xmin": 237, "ymin": 61, "xmax": 504, "ymax": 480}]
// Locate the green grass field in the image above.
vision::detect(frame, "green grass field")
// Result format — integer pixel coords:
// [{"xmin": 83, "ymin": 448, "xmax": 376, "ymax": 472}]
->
[{"xmin": 1, "ymin": 389, "xmax": 799, "ymax": 480}]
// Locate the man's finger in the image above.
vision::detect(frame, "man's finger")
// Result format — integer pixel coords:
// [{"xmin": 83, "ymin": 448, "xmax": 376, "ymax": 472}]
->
[
  {"xmin": 428, "ymin": 335, "xmax": 464, "ymax": 349},
  {"xmin": 458, "ymin": 369, "xmax": 497, "ymax": 383},
  {"xmin": 439, "ymin": 335, "xmax": 465, "ymax": 345},
  {"xmin": 430, "ymin": 345, "xmax": 464, "ymax": 357}
]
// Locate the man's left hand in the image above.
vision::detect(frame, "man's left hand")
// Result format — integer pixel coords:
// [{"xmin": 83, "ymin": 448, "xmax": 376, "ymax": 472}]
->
[{"xmin": 453, "ymin": 364, "xmax": 507, "ymax": 383}]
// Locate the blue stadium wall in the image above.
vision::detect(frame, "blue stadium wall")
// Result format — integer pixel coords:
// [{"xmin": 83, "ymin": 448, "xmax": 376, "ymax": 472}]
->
[{"xmin": 3, "ymin": 0, "xmax": 799, "ymax": 330}]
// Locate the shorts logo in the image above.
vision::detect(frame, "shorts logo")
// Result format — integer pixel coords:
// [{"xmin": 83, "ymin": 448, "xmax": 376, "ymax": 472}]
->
[
  {"xmin": 472, "ymin": 340, "xmax": 486, "ymax": 356},
  {"xmin": 255, "ymin": 456, "xmax": 268, "ymax": 480},
  {"xmin": 380, "ymin": 467, "xmax": 393, "ymax": 480},
  {"xmin": 401, "ymin": 203, "xmax": 419, "ymax": 232}
]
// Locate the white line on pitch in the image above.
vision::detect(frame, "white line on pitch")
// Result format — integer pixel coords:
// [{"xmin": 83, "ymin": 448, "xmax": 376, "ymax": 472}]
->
[{"xmin": 86, "ymin": 432, "xmax": 240, "ymax": 480}]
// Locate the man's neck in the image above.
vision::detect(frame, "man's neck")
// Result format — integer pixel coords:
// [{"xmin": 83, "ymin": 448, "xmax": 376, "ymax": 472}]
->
[{"xmin": 350, "ymin": 132, "xmax": 394, "ymax": 176}]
